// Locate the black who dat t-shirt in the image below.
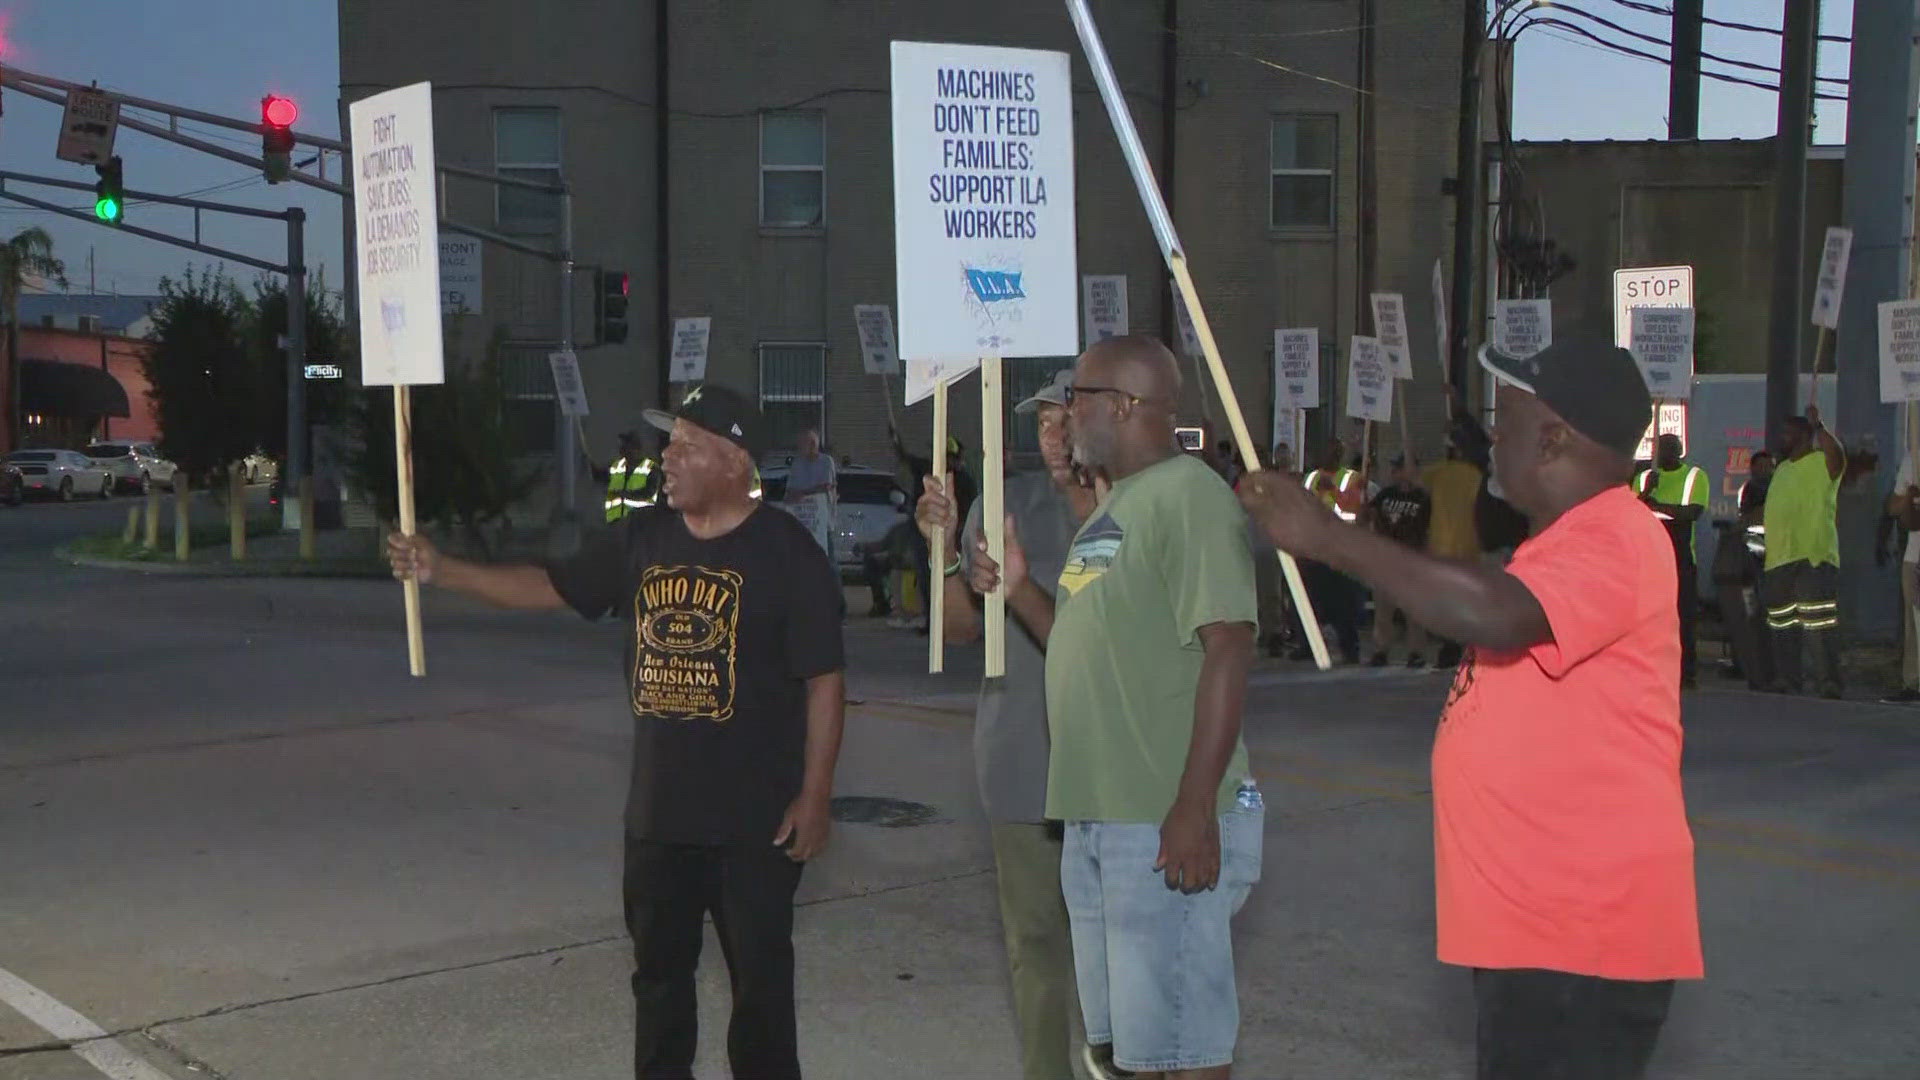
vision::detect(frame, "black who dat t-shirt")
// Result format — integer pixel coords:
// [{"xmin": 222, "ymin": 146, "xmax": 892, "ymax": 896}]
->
[{"xmin": 547, "ymin": 504, "xmax": 844, "ymax": 845}]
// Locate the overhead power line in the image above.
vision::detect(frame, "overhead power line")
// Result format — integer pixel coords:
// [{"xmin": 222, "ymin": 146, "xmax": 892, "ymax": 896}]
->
[{"xmin": 1595, "ymin": 0, "xmax": 1851, "ymax": 44}]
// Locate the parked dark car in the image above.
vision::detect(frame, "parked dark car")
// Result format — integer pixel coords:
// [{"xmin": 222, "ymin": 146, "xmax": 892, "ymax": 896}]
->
[{"xmin": 1, "ymin": 462, "xmax": 21, "ymax": 506}]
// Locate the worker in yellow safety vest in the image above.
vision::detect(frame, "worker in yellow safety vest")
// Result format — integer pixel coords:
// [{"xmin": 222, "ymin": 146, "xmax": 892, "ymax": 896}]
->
[
  {"xmin": 605, "ymin": 431, "xmax": 662, "ymax": 522},
  {"xmin": 1635, "ymin": 434, "xmax": 1710, "ymax": 688}
]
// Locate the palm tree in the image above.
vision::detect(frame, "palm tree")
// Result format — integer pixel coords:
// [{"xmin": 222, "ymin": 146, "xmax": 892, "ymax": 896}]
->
[{"xmin": 0, "ymin": 227, "xmax": 68, "ymax": 450}]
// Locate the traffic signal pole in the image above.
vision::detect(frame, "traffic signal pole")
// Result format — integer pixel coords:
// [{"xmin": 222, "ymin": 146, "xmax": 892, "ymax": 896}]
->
[
  {"xmin": 1, "ymin": 62, "xmax": 580, "ymax": 534},
  {"xmin": 556, "ymin": 189, "xmax": 579, "ymax": 545},
  {"xmin": 0, "ymin": 169, "xmax": 312, "ymax": 526}
]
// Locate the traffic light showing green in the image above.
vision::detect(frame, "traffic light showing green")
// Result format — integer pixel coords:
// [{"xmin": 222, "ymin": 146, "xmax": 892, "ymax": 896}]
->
[{"xmin": 93, "ymin": 156, "xmax": 124, "ymax": 225}]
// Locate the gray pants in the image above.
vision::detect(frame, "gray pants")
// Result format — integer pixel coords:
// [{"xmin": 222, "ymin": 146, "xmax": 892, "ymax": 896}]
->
[
  {"xmin": 990, "ymin": 822, "xmax": 1078, "ymax": 1080},
  {"xmin": 1763, "ymin": 561, "xmax": 1843, "ymax": 695}
]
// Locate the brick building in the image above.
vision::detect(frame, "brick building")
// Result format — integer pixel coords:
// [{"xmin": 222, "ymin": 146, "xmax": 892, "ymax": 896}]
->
[
  {"xmin": 339, "ymin": 0, "xmax": 1470, "ymax": 512},
  {"xmin": 9, "ymin": 295, "xmax": 161, "ymax": 450}
]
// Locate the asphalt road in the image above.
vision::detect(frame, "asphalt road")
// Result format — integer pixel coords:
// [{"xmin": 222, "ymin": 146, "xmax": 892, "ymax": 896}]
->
[{"xmin": 2, "ymin": 505, "xmax": 1916, "ymax": 1079}]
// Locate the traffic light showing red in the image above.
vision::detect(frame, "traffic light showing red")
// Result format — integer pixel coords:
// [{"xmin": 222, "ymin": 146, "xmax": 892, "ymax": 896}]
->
[
  {"xmin": 262, "ymin": 95, "xmax": 298, "ymax": 129},
  {"xmin": 261, "ymin": 95, "xmax": 297, "ymax": 183},
  {"xmin": 599, "ymin": 270, "xmax": 630, "ymax": 345}
]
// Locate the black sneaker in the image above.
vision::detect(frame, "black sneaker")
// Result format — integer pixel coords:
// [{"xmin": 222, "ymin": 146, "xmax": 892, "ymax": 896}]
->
[
  {"xmin": 1368, "ymin": 651, "xmax": 1390, "ymax": 668},
  {"xmin": 1879, "ymin": 687, "xmax": 1920, "ymax": 705},
  {"xmin": 1406, "ymin": 653, "xmax": 1427, "ymax": 670},
  {"xmin": 1081, "ymin": 1043, "xmax": 1138, "ymax": 1080}
]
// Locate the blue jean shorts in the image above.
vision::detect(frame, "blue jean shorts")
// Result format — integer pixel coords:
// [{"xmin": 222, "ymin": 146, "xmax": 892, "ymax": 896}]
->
[{"xmin": 1060, "ymin": 787, "xmax": 1265, "ymax": 1073}]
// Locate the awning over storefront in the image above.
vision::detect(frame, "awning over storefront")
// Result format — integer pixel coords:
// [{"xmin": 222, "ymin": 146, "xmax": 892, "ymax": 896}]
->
[{"xmin": 20, "ymin": 359, "xmax": 130, "ymax": 418}]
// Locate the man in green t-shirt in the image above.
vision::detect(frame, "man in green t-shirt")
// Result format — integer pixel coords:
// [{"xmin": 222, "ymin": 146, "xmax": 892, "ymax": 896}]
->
[
  {"xmin": 968, "ymin": 335, "xmax": 1262, "ymax": 1079},
  {"xmin": 1762, "ymin": 406, "xmax": 1847, "ymax": 698},
  {"xmin": 1634, "ymin": 434, "xmax": 1710, "ymax": 688}
]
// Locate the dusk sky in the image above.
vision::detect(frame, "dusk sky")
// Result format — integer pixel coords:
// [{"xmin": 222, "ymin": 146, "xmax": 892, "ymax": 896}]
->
[{"xmin": 0, "ymin": 1, "xmax": 1866, "ymax": 301}]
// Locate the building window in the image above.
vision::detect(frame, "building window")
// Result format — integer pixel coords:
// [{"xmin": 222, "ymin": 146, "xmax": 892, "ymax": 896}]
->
[
  {"xmin": 760, "ymin": 112, "xmax": 824, "ymax": 228},
  {"xmin": 1270, "ymin": 115, "xmax": 1336, "ymax": 230},
  {"xmin": 759, "ymin": 343, "xmax": 826, "ymax": 451},
  {"xmin": 494, "ymin": 107, "xmax": 561, "ymax": 234}
]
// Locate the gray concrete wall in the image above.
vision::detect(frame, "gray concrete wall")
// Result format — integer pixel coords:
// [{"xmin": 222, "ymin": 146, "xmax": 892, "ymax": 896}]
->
[{"xmin": 1505, "ymin": 140, "xmax": 1862, "ymax": 375}]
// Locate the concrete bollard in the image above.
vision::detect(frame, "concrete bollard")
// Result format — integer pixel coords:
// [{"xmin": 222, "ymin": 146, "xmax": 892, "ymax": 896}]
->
[
  {"xmin": 229, "ymin": 468, "xmax": 246, "ymax": 562},
  {"xmin": 299, "ymin": 477, "xmax": 316, "ymax": 560},
  {"xmin": 123, "ymin": 504, "xmax": 141, "ymax": 546},
  {"xmin": 174, "ymin": 475, "xmax": 191, "ymax": 561},
  {"xmin": 144, "ymin": 486, "xmax": 162, "ymax": 549}
]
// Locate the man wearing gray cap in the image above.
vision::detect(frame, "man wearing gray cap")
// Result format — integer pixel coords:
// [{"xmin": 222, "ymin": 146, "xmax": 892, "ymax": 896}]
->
[
  {"xmin": 913, "ymin": 365, "xmax": 1113, "ymax": 1080},
  {"xmin": 1240, "ymin": 334, "xmax": 1701, "ymax": 1080}
]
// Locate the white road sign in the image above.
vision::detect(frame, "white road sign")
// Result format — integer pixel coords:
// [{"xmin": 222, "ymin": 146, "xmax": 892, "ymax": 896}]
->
[
  {"xmin": 1370, "ymin": 293, "xmax": 1412, "ymax": 379},
  {"xmin": 1812, "ymin": 227, "xmax": 1853, "ymax": 330},
  {"xmin": 350, "ymin": 83, "xmax": 445, "ymax": 387},
  {"xmin": 854, "ymin": 305, "xmax": 901, "ymax": 376},
  {"xmin": 1274, "ymin": 328, "xmax": 1320, "ymax": 409},
  {"xmin": 548, "ymin": 351, "xmax": 589, "ymax": 417},
  {"xmin": 1614, "ymin": 265, "xmax": 1693, "ymax": 350},
  {"xmin": 1345, "ymin": 336, "xmax": 1393, "ymax": 424},
  {"xmin": 669, "ymin": 317, "xmax": 712, "ymax": 383},
  {"xmin": 890, "ymin": 41, "xmax": 1079, "ymax": 365},
  {"xmin": 1878, "ymin": 299, "xmax": 1920, "ymax": 404},
  {"xmin": 56, "ymin": 87, "xmax": 120, "ymax": 166},
  {"xmin": 1629, "ymin": 307, "xmax": 1696, "ymax": 400},
  {"xmin": 438, "ymin": 237, "xmax": 483, "ymax": 315},
  {"xmin": 1493, "ymin": 299, "xmax": 1552, "ymax": 359},
  {"xmin": 1082, "ymin": 275, "xmax": 1129, "ymax": 345},
  {"xmin": 1635, "ymin": 402, "xmax": 1689, "ymax": 461}
]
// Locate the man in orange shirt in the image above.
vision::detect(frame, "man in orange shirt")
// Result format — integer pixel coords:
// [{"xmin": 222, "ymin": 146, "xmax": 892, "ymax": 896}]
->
[{"xmin": 1238, "ymin": 333, "xmax": 1701, "ymax": 1079}]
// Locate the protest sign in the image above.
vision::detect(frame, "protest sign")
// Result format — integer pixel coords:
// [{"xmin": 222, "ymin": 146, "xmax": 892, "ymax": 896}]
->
[{"xmin": 1629, "ymin": 306, "xmax": 1695, "ymax": 400}]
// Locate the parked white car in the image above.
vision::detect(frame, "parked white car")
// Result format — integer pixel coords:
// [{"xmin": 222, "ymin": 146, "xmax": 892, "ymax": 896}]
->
[
  {"xmin": 240, "ymin": 452, "xmax": 277, "ymax": 484},
  {"xmin": 5, "ymin": 450, "xmax": 114, "ymax": 501},
  {"xmin": 758, "ymin": 456, "xmax": 909, "ymax": 575},
  {"xmin": 84, "ymin": 442, "xmax": 179, "ymax": 493}
]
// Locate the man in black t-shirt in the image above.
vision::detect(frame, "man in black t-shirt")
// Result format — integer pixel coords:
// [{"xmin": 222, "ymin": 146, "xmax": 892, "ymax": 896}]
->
[
  {"xmin": 1368, "ymin": 457, "xmax": 1434, "ymax": 668},
  {"xmin": 387, "ymin": 384, "xmax": 845, "ymax": 1080}
]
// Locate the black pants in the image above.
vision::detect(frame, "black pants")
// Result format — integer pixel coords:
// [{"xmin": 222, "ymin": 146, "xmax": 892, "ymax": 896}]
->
[
  {"xmin": 1667, "ymin": 537, "xmax": 1698, "ymax": 682},
  {"xmin": 1762, "ymin": 561, "xmax": 1843, "ymax": 695},
  {"xmin": 860, "ymin": 521, "xmax": 926, "ymax": 614},
  {"xmin": 1474, "ymin": 968, "xmax": 1675, "ymax": 1080},
  {"xmin": 1291, "ymin": 560, "xmax": 1361, "ymax": 660},
  {"xmin": 624, "ymin": 837, "xmax": 806, "ymax": 1079}
]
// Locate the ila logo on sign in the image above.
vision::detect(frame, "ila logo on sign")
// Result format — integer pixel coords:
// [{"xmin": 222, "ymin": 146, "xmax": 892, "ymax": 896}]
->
[{"xmin": 965, "ymin": 269, "xmax": 1026, "ymax": 304}]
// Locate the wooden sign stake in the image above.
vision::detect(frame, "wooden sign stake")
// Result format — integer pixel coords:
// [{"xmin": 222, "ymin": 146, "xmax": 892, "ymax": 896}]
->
[
  {"xmin": 394, "ymin": 386, "xmax": 426, "ymax": 678},
  {"xmin": 981, "ymin": 357, "xmax": 1006, "ymax": 678},
  {"xmin": 928, "ymin": 382, "xmax": 949, "ymax": 674}
]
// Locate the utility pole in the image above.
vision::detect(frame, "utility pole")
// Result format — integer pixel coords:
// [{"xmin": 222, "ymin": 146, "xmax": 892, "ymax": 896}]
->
[
  {"xmin": 1447, "ymin": 0, "xmax": 1484, "ymax": 401},
  {"xmin": 1668, "ymin": 0, "xmax": 1703, "ymax": 140},
  {"xmin": 1764, "ymin": 0, "xmax": 1821, "ymax": 447},
  {"xmin": 286, "ymin": 209, "xmax": 307, "ymax": 518},
  {"xmin": 1834, "ymin": 0, "xmax": 1920, "ymax": 641}
]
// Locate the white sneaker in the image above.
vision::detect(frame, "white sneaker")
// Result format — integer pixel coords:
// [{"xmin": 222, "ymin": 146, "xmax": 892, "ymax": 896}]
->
[{"xmin": 1081, "ymin": 1043, "xmax": 1137, "ymax": 1079}]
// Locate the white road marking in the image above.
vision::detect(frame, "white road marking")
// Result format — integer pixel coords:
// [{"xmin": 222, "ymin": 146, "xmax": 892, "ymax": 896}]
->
[{"xmin": 0, "ymin": 964, "xmax": 176, "ymax": 1080}]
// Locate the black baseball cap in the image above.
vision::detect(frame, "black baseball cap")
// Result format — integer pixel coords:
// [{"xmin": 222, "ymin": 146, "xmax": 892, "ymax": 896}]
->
[
  {"xmin": 1479, "ymin": 333, "xmax": 1652, "ymax": 459},
  {"xmin": 642, "ymin": 383, "xmax": 768, "ymax": 459}
]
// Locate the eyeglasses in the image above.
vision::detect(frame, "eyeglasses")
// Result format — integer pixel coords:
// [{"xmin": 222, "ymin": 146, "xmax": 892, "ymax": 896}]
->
[{"xmin": 1065, "ymin": 384, "xmax": 1146, "ymax": 406}]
